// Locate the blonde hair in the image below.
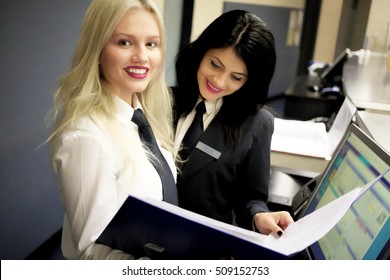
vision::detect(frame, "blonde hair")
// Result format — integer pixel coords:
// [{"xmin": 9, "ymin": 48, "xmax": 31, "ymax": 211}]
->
[{"xmin": 48, "ymin": 0, "xmax": 174, "ymax": 168}]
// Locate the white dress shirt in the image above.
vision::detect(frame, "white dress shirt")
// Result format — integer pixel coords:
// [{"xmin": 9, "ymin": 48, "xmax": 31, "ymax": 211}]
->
[
  {"xmin": 174, "ymin": 97, "xmax": 223, "ymax": 153},
  {"xmin": 51, "ymin": 95, "xmax": 176, "ymax": 259}
]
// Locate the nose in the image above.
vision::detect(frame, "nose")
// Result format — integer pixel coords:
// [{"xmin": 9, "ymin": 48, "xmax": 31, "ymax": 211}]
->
[
  {"xmin": 212, "ymin": 73, "xmax": 228, "ymax": 88},
  {"xmin": 131, "ymin": 46, "xmax": 148, "ymax": 63}
]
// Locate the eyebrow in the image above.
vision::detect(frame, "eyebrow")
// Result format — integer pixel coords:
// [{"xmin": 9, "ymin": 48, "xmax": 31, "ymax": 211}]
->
[
  {"xmin": 112, "ymin": 33, "xmax": 160, "ymax": 41},
  {"xmin": 212, "ymin": 56, "xmax": 248, "ymax": 78}
]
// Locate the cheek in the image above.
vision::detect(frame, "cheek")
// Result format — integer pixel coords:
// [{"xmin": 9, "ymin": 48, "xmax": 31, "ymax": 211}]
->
[
  {"xmin": 232, "ymin": 83, "xmax": 245, "ymax": 92},
  {"xmin": 150, "ymin": 51, "xmax": 162, "ymax": 68},
  {"xmin": 146, "ymin": 51, "xmax": 161, "ymax": 80},
  {"xmin": 226, "ymin": 81, "xmax": 244, "ymax": 94},
  {"xmin": 197, "ymin": 67, "xmax": 210, "ymax": 87},
  {"xmin": 99, "ymin": 49, "xmax": 118, "ymax": 76},
  {"xmin": 197, "ymin": 69, "xmax": 202, "ymax": 84},
  {"xmin": 197, "ymin": 58, "xmax": 209, "ymax": 75},
  {"xmin": 99, "ymin": 57, "xmax": 110, "ymax": 78}
]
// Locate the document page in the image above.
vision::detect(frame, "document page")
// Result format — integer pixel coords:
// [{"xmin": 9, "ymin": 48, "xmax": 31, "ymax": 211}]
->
[
  {"xmin": 142, "ymin": 170, "xmax": 388, "ymax": 256},
  {"xmin": 265, "ymin": 170, "xmax": 388, "ymax": 255},
  {"xmin": 271, "ymin": 97, "xmax": 356, "ymax": 159},
  {"xmin": 271, "ymin": 118, "xmax": 327, "ymax": 158}
]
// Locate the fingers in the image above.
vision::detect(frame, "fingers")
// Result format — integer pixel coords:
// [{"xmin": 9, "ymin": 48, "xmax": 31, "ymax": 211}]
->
[
  {"xmin": 269, "ymin": 222, "xmax": 284, "ymax": 236},
  {"xmin": 277, "ymin": 211, "xmax": 294, "ymax": 230},
  {"xmin": 254, "ymin": 211, "xmax": 294, "ymax": 236}
]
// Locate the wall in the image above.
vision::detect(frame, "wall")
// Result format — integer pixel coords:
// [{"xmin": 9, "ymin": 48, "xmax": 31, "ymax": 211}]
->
[
  {"xmin": 191, "ymin": 0, "xmax": 305, "ymax": 41},
  {"xmin": 365, "ymin": 0, "xmax": 390, "ymax": 52},
  {"xmin": 163, "ymin": 0, "xmax": 184, "ymax": 86},
  {"xmin": 0, "ymin": 0, "xmax": 92, "ymax": 259},
  {"xmin": 313, "ymin": 0, "xmax": 344, "ymax": 62},
  {"xmin": 192, "ymin": 0, "xmax": 389, "ymax": 64},
  {"xmin": 311, "ymin": 0, "xmax": 390, "ymax": 62}
]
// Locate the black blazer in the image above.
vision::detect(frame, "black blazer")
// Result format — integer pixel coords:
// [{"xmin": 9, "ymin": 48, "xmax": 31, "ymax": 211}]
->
[{"xmin": 177, "ymin": 108, "xmax": 274, "ymax": 230}]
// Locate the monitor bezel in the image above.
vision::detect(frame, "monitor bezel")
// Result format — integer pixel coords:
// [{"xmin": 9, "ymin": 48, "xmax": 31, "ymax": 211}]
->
[
  {"xmin": 299, "ymin": 123, "xmax": 390, "ymax": 260},
  {"xmin": 320, "ymin": 48, "xmax": 351, "ymax": 86}
]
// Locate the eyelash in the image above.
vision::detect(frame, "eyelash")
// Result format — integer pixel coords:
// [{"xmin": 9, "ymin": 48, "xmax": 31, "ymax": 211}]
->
[
  {"xmin": 210, "ymin": 60, "xmax": 220, "ymax": 69},
  {"xmin": 210, "ymin": 60, "xmax": 243, "ymax": 82},
  {"xmin": 117, "ymin": 40, "xmax": 159, "ymax": 48},
  {"xmin": 147, "ymin": 42, "xmax": 159, "ymax": 48},
  {"xmin": 118, "ymin": 39, "xmax": 131, "ymax": 47}
]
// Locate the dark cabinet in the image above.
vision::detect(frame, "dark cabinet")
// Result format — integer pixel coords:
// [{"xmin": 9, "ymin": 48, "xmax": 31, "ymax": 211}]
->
[{"xmin": 284, "ymin": 75, "xmax": 344, "ymax": 121}]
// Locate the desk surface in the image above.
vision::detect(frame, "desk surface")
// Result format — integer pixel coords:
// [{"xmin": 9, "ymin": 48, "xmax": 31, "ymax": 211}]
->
[
  {"xmin": 343, "ymin": 53, "xmax": 390, "ymax": 112},
  {"xmin": 273, "ymin": 52, "xmax": 389, "ymax": 177},
  {"xmin": 356, "ymin": 110, "xmax": 390, "ymax": 153}
]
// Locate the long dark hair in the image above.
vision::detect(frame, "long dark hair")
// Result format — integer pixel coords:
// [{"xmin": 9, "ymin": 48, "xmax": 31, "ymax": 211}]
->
[{"xmin": 174, "ymin": 10, "xmax": 276, "ymax": 144}]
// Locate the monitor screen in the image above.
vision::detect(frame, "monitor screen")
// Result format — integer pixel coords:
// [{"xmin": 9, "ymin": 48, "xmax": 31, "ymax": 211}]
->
[
  {"xmin": 320, "ymin": 48, "xmax": 351, "ymax": 86},
  {"xmin": 300, "ymin": 124, "xmax": 390, "ymax": 259}
]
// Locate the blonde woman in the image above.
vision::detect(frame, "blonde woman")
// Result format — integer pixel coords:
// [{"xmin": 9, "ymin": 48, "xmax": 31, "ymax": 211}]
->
[{"xmin": 48, "ymin": 0, "xmax": 176, "ymax": 259}]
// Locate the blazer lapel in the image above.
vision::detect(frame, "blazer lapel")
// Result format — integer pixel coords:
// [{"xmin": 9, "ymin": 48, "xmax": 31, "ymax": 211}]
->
[{"xmin": 181, "ymin": 115, "xmax": 228, "ymax": 182}]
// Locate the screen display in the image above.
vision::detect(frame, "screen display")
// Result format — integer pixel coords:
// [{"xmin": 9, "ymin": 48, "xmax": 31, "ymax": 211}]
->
[{"xmin": 303, "ymin": 125, "xmax": 390, "ymax": 259}]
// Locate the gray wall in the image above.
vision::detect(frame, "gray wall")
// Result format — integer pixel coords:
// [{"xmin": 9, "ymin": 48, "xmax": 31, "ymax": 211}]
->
[
  {"xmin": 0, "ymin": 0, "xmax": 92, "ymax": 259},
  {"xmin": 0, "ymin": 0, "xmax": 183, "ymax": 259},
  {"xmin": 164, "ymin": 0, "xmax": 183, "ymax": 86}
]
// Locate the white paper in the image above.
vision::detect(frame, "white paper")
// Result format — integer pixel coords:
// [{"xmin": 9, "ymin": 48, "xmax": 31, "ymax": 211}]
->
[
  {"xmin": 271, "ymin": 97, "xmax": 357, "ymax": 159},
  {"xmin": 142, "ymin": 170, "xmax": 388, "ymax": 256},
  {"xmin": 271, "ymin": 118, "xmax": 327, "ymax": 158},
  {"xmin": 260, "ymin": 170, "xmax": 388, "ymax": 255},
  {"xmin": 262, "ymin": 185, "xmax": 363, "ymax": 254}
]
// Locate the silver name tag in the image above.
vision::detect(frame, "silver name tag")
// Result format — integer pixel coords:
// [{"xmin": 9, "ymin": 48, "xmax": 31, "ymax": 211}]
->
[{"xmin": 196, "ymin": 141, "xmax": 221, "ymax": 159}]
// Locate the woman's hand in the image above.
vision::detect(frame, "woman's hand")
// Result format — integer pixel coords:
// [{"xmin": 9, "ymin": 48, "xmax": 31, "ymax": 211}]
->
[{"xmin": 254, "ymin": 211, "xmax": 294, "ymax": 236}]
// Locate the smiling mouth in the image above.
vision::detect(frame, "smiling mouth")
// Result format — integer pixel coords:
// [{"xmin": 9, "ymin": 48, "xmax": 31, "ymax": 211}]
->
[
  {"xmin": 206, "ymin": 80, "xmax": 222, "ymax": 94},
  {"xmin": 125, "ymin": 67, "xmax": 148, "ymax": 79},
  {"xmin": 128, "ymin": 68, "xmax": 146, "ymax": 74}
]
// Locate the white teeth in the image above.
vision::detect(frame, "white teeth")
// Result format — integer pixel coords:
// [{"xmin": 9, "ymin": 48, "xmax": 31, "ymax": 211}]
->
[
  {"xmin": 128, "ymin": 68, "xmax": 146, "ymax": 74},
  {"xmin": 208, "ymin": 81, "xmax": 221, "ymax": 91}
]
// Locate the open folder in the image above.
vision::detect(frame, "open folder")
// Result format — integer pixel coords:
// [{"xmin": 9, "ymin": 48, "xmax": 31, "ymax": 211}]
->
[
  {"xmin": 96, "ymin": 171, "xmax": 387, "ymax": 260},
  {"xmin": 271, "ymin": 97, "xmax": 357, "ymax": 159},
  {"xmin": 97, "ymin": 195, "xmax": 284, "ymax": 260}
]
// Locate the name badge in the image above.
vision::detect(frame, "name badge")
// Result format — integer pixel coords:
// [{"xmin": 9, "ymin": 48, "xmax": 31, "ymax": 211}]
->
[{"xmin": 196, "ymin": 141, "xmax": 222, "ymax": 159}]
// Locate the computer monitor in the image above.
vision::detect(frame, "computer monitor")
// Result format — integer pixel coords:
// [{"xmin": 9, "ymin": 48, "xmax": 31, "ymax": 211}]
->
[
  {"xmin": 299, "ymin": 123, "xmax": 390, "ymax": 259},
  {"xmin": 320, "ymin": 48, "xmax": 351, "ymax": 87}
]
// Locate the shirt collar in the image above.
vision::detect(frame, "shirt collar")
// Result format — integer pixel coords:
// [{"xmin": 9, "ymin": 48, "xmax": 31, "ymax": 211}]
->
[
  {"xmin": 113, "ymin": 94, "xmax": 142, "ymax": 125},
  {"xmin": 198, "ymin": 96, "xmax": 223, "ymax": 115}
]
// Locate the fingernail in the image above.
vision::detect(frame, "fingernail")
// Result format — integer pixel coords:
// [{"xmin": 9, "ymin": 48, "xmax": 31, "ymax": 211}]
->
[{"xmin": 277, "ymin": 230, "xmax": 283, "ymax": 236}]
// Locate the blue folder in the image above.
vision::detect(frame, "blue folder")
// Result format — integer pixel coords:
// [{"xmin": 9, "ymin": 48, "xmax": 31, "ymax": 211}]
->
[{"xmin": 96, "ymin": 196, "xmax": 287, "ymax": 260}]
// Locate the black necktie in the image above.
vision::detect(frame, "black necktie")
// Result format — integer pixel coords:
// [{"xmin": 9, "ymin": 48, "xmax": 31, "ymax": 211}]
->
[
  {"xmin": 179, "ymin": 101, "xmax": 206, "ymax": 162},
  {"xmin": 132, "ymin": 109, "xmax": 178, "ymax": 205}
]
